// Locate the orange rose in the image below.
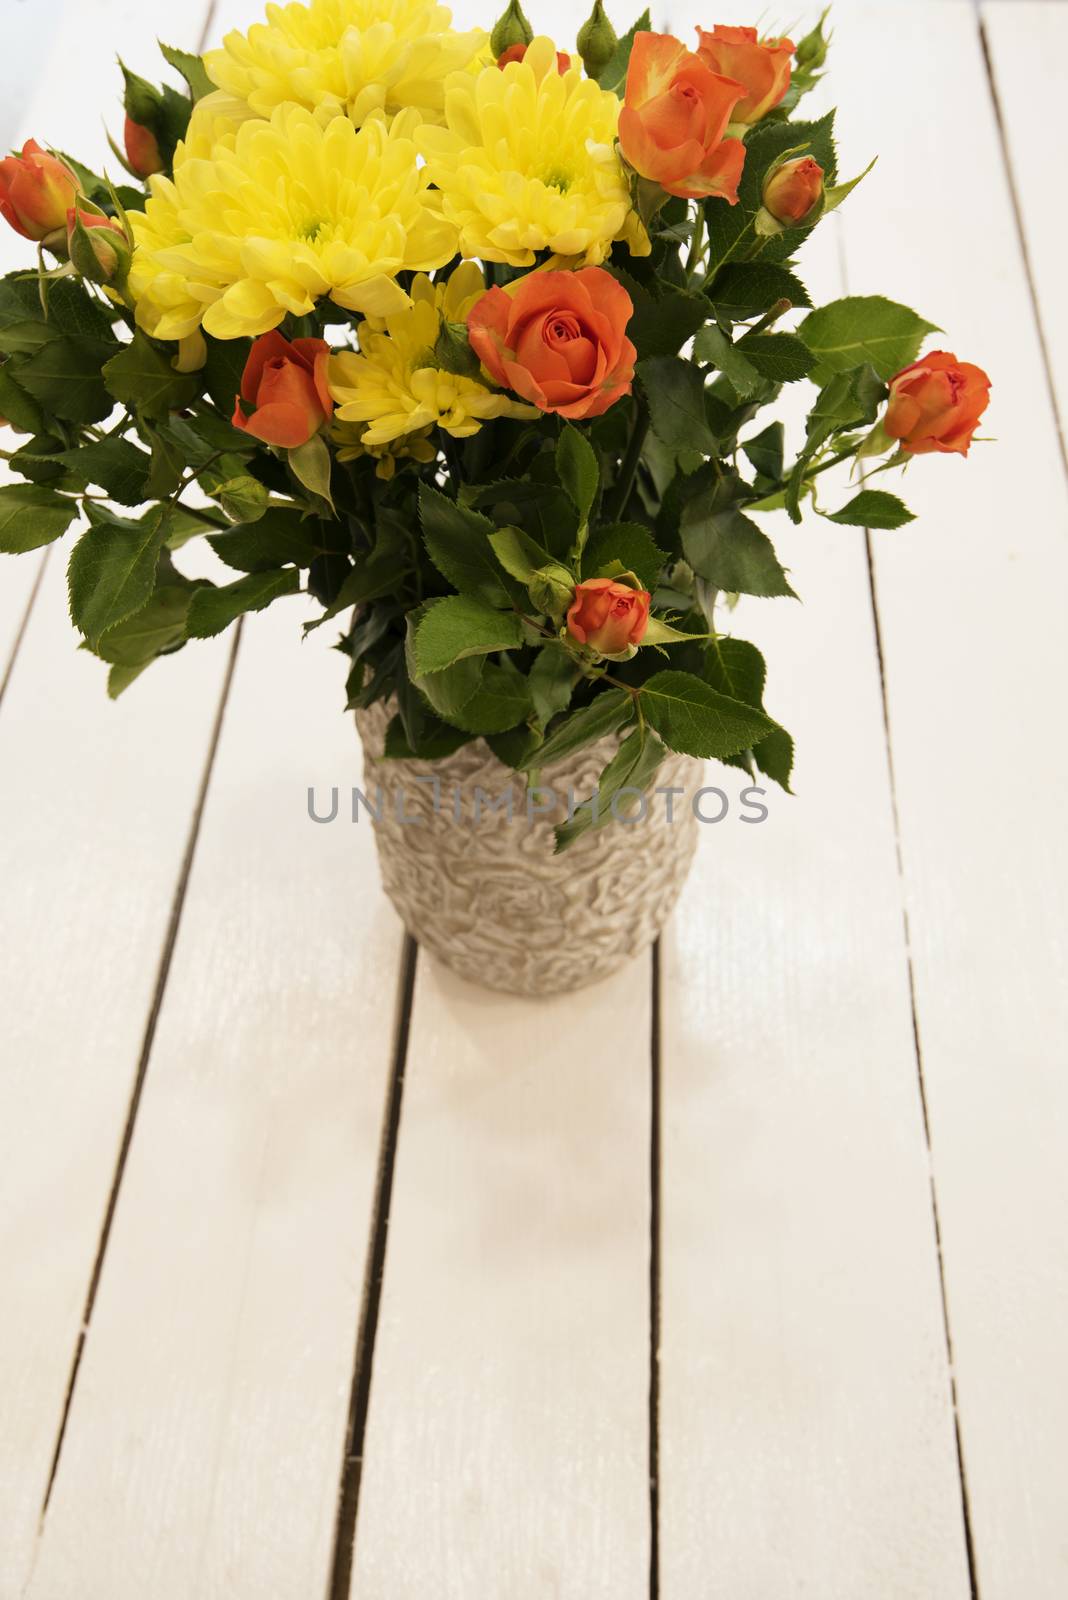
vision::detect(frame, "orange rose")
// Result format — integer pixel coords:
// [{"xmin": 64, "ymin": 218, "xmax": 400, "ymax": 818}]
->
[
  {"xmin": 762, "ymin": 155, "xmax": 824, "ymax": 225},
  {"xmin": 232, "ymin": 331, "xmax": 334, "ymax": 449},
  {"xmin": 498, "ymin": 42, "xmax": 571, "ymax": 72},
  {"xmin": 694, "ymin": 25, "xmax": 794, "ymax": 123},
  {"xmin": 0, "ymin": 140, "xmax": 79, "ymax": 241},
  {"xmin": 124, "ymin": 116, "xmax": 164, "ymax": 179},
  {"xmin": 567, "ymin": 579, "xmax": 651, "ymax": 656},
  {"xmin": 618, "ymin": 32, "xmax": 746, "ymax": 203},
  {"xmin": 467, "ymin": 267, "xmax": 635, "ymax": 420},
  {"xmin": 884, "ymin": 352, "xmax": 992, "ymax": 457}
]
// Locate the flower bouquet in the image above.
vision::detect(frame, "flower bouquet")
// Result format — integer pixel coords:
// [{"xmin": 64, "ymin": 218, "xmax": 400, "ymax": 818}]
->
[{"xmin": 0, "ymin": 1, "xmax": 990, "ymax": 993}]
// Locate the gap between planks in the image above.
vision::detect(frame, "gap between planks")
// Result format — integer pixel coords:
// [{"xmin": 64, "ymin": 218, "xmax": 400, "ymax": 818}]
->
[
  {"xmin": 977, "ymin": 12, "xmax": 1068, "ymax": 489},
  {"xmin": 35, "ymin": 621, "xmax": 244, "ymax": 1530},
  {"xmin": 327, "ymin": 934, "xmax": 418, "ymax": 1600}
]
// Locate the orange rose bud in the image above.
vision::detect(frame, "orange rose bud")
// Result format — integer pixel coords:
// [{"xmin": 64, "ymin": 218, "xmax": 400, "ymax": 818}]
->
[
  {"xmin": 66, "ymin": 207, "xmax": 131, "ymax": 285},
  {"xmin": 567, "ymin": 579, "xmax": 651, "ymax": 656},
  {"xmin": 123, "ymin": 115, "xmax": 164, "ymax": 179},
  {"xmin": 232, "ymin": 331, "xmax": 334, "ymax": 449},
  {"xmin": 762, "ymin": 155, "xmax": 824, "ymax": 225},
  {"xmin": 497, "ymin": 42, "xmax": 571, "ymax": 71},
  {"xmin": 883, "ymin": 351, "xmax": 992, "ymax": 457},
  {"xmin": 694, "ymin": 25, "xmax": 794, "ymax": 123},
  {"xmin": 468, "ymin": 267, "xmax": 635, "ymax": 420},
  {"xmin": 618, "ymin": 32, "xmax": 746, "ymax": 203},
  {"xmin": 0, "ymin": 140, "xmax": 79, "ymax": 242}
]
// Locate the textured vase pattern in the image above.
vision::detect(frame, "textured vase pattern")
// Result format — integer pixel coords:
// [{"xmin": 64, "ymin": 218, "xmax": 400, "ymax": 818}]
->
[{"xmin": 355, "ymin": 699, "xmax": 701, "ymax": 996}]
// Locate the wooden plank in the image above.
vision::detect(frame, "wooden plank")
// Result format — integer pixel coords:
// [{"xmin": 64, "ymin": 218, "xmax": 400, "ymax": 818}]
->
[
  {"xmin": 830, "ymin": 5, "xmax": 1068, "ymax": 1598},
  {"xmin": 982, "ymin": 1, "xmax": 1068, "ymax": 443},
  {"xmin": 657, "ymin": 217, "xmax": 972, "ymax": 1600},
  {"xmin": 0, "ymin": 1, "xmax": 224, "ymax": 1590},
  {"xmin": 350, "ymin": 956, "xmax": 653, "ymax": 1600},
  {"xmin": 28, "ymin": 599, "xmax": 405, "ymax": 1599}
]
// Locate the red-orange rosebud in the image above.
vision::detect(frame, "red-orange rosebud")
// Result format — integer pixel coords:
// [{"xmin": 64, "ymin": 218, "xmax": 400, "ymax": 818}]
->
[
  {"xmin": 497, "ymin": 42, "xmax": 571, "ymax": 71},
  {"xmin": 66, "ymin": 207, "xmax": 131, "ymax": 284},
  {"xmin": 232, "ymin": 331, "xmax": 334, "ymax": 449},
  {"xmin": 567, "ymin": 578, "xmax": 651, "ymax": 656},
  {"xmin": 884, "ymin": 351, "xmax": 992, "ymax": 457},
  {"xmin": 0, "ymin": 140, "xmax": 79, "ymax": 241},
  {"xmin": 762, "ymin": 155, "xmax": 824, "ymax": 225},
  {"xmin": 618, "ymin": 32, "xmax": 746, "ymax": 203},
  {"xmin": 124, "ymin": 115, "xmax": 164, "ymax": 179},
  {"xmin": 468, "ymin": 267, "xmax": 635, "ymax": 420},
  {"xmin": 694, "ymin": 25, "xmax": 794, "ymax": 123}
]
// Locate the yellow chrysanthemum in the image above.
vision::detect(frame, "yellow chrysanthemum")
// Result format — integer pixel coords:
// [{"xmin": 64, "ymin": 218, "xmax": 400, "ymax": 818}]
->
[
  {"xmin": 128, "ymin": 104, "xmax": 456, "ymax": 341},
  {"xmin": 330, "ymin": 417, "xmax": 437, "ymax": 478},
  {"xmin": 419, "ymin": 37, "xmax": 650, "ymax": 267},
  {"xmin": 327, "ymin": 263, "xmax": 538, "ymax": 449},
  {"xmin": 203, "ymin": 0, "xmax": 486, "ymax": 126}
]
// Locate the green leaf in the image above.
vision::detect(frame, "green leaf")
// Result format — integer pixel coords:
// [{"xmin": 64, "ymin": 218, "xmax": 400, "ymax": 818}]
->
[
  {"xmin": 57, "ymin": 438, "xmax": 151, "ymax": 506},
  {"xmin": 20, "ymin": 337, "xmax": 114, "ymax": 424},
  {"xmin": 705, "ymin": 637, "xmax": 766, "ymax": 707},
  {"xmin": 107, "ymin": 660, "xmax": 150, "ymax": 699},
  {"xmin": 797, "ymin": 295, "xmax": 939, "ymax": 385},
  {"xmin": 627, "ymin": 287, "xmax": 708, "ymax": 359},
  {"xmin": 144, "ymin": 427, "xmax": 185, "ymax": 499},
  {"xmin": 823, "ymin": 158, "xmax": 877, "ymax": 216},
  {"xmin": 103, "ymin": 331, "xmax": 199, "ymax": 419},
  {"xmin": 208, "ymin": 505, "xmax": 323, "ymax": 572},
  {"xmin": 642, "ymin": 616, "xmax": 706, "ymax": 646},
  {"xmin": 736, "ymin": 331, "xmax": 814, "ymax": 383},
  {"xmin": 0, "ymin": 482, "xmax": 79, "ymax": 552},
  {"xmin": 167, "ymin": 505, "xmax": 227, "ymax": 548},
  {"xmin": 287, "ymin": 434, "xmax": 334, "ymax": 508},
  {"xmin": 419, "ymin": 483, "xmax": 514, "ymax": 604},
  {"xmin": 67, "ymin": 505, "xmax": 172, "ymax": 645},
  {"xmin": 555, "ymin": 727, "xmax": 667, "ymax": 850},
  {"xmin": 742, "ymin": 422, "xmax": 784, "ymax": 482},
  {"xmin": 753, "ymin": 725, "xmax": 794, "ymax": 791},
  {"xmin": 0, "ymin": 274, "xmax": 115, "ymax": 354},
  {"xmin": 708, "ymin": 262, "xmax": 812, "ymax": 316},
  {"xmin": 383, "ymin": 712, "xmax": 472, "ymax": 760},
  {"xmin": 640, "ymin": 669, "xmax": 778, "ymax": 759},
  {"xmin": 186, "ymin": 568, "xmax": 301, "ymax": 638},
  {"xmin": 693, "ymin": 324, "xmax": 762, "ymax": 399},
  {"xmin": 682, "ymin": 500, "xmax": 797, "ymax": 598},
  {"xmin": 827, "ymin": 489, "xmax": 915, "ymax": 530},
  {"xmin": 449, "ymin": 661, "xmax": 533, "ymax": 734},
  {"xmin": 597, "ymin": 7, "xmax": 650, "ymax": 91},
  {"xmin": 0, "ymin": 362, "xmax": 46, "ymax": 433},
  {"xmin": 520, "ymin": 688, "xmax": 631, "ymax": 770},
  {"xmin": 487, "ymin": 523, "xmax": 555, "ymax": 585},
  {"xmin": 581, "ymin": 521, "xmax": 667, "ymax": 591},
  {"xmin": 159, "ymin": 41, "xmax": 215, "ymax": 100},
  {"xmin": 412, "ymin": 595, "xmax": 523, "ymax": 675},
  {"xmin": 96, "ymin": 584, "xmax": 191, "ymax": 665},
  {"xmin": 556, "ymin": 425, "xmax": 599, "ymax": 525},
  {"xmin": 528, "ymin": 644, "xmax": 578, "ymax": 726},
  {"xmin": 201, "ymin": 333, "xmax": 251, "ymax": 412},
  {"xmin": 639, "ymin": 355, "xmax": 716, "ymax": 455}
]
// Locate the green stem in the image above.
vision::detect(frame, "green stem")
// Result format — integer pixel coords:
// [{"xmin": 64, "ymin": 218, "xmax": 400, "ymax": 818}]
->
[
  {"xmin": 605, "ymin": 399, "xmax": 649, "ymax": 521},
  {"xmin": 684, "ymin": 206, "xmax": 706, "ymax": 282}
]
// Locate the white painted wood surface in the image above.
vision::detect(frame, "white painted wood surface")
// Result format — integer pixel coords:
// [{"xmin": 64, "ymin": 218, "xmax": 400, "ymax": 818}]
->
[
  {"xmin": 0, "ymin": 2, "xmax": 1065, "ymax": 1597},
  {"xmin": 351, "ymin": 957, "xmax": 653, "ymax": 1600},
  {"xmin": 831, "ymin": 6, "xmax": 1068, "ymax": 1598},
  {"xmin": 27, "ymin": 601, "xmax": 405, "ymax": 1600},
  {"xmin": 656, "ymin": 187, "xmax": 972, "ymax": 1595}
]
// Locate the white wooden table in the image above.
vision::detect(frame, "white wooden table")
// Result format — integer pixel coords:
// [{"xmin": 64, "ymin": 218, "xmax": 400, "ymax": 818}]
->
[{"xmin": 1, "ymin": 2, "xmax": 1066, "ymax": 1596}]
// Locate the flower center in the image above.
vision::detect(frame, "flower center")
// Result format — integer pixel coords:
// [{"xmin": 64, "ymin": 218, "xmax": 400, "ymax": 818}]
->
[
  {"xmin": 541, "ymin": 169, "xmax": 572, "ymax": 193},
  {"xmin": 545, "ymin": 312, "xmax": 582, "ymax": 346},
  {"xmin": 297, "ymin": 217, "xmax": 325, "ymax": 241}
]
